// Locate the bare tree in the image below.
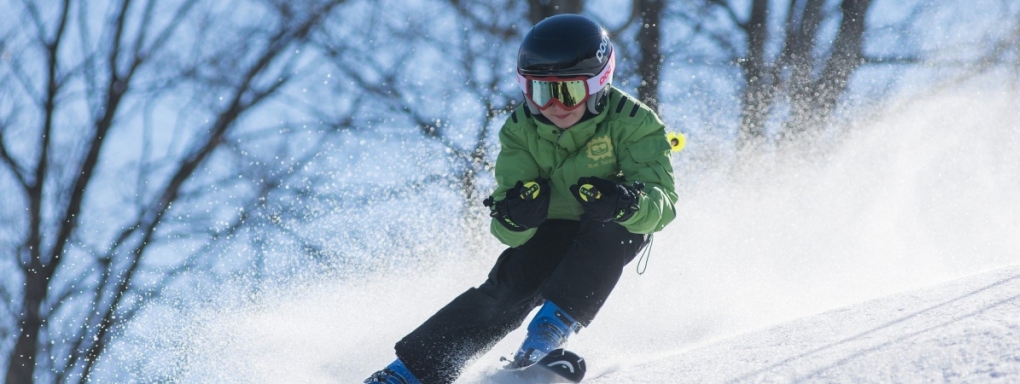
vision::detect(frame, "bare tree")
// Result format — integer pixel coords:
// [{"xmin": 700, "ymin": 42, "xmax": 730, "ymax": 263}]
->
[
  {"xmin": 315, "ymin": 0, "xmax": 529, "ymax": 224},
  {"xmin": 0, "ymin": 0, "xmax": 351, "ymax": 382},
  {"xmin": 783, "ymin": 0, "xmax": 871, "ymax": 140},
  {"xmin": 671, "ymin": 0, "xmax": 877, "ymax": 149}
]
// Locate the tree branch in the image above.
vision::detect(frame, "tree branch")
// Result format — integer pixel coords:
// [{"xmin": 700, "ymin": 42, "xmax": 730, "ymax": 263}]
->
[
  {"xmin": 707, "ymin": 0, "xmax": 747, "ymax": 31},
  {"xmin": 0, "ymin": 126, "xmax": 29, "ymax": 190},
  {"xmin": 45, "ymin": 0, "xmax": 132, "ymax": 277},
  {"xmin": 75, "ymin": 3, "xmax": 348, "ymax": 381}
]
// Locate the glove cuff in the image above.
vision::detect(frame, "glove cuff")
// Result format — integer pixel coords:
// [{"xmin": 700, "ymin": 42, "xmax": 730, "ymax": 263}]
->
[
  {"xmin": 484, "ymin": 196, "xmax": 530, "ymax": 232},
  {"xmin": 612, "ymin": 186, "xmax": 636, "ymax": 221},
  {"xmin": 613, "ymin": 184, "xmax": 642, "ymax": 222}
]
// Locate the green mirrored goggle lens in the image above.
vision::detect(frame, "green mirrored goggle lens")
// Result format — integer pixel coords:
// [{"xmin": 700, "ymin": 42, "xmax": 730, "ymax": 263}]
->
[{"xmin": 529, "ymin": 79, "xmax": 588, "ymax": 109}]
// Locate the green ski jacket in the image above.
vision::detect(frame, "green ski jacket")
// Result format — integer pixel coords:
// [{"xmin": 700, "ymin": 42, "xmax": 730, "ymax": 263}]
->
[{"xmin": 490, "ymin": 87, "xmax": 678, "ymax": 247}]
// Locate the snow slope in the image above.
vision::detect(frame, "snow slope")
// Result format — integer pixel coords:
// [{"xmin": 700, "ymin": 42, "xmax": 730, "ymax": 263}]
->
[
  {"xmin": 155, "ymin": 261, "xmax": 1020, "ymax": 383},
  {"xmin": 588, "ymin": 265, "xmax": 1020, "ymax": 383}
]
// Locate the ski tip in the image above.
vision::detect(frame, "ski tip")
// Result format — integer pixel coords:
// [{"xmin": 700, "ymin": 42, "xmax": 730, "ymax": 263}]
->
[{"xmin": 539, "ymin": 348, "xmax": 586, "ymax": 383}]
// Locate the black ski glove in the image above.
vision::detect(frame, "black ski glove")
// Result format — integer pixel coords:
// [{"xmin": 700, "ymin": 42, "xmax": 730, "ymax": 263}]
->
[
  {"xmin": 569, "ymin": 177, "xmax": 642, "ymax": 222},
  {"xmin": 484, "ymin": 178, "xmax": 551, "ymax": 231}
]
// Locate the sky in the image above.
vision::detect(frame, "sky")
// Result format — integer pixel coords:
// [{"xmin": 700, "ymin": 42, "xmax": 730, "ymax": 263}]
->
[{"xmin": 114, "ymin": 68, "xmax": 1020, "ymax": 383}]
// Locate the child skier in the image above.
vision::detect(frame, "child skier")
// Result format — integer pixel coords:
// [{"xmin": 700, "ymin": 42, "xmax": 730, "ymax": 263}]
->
[{"xmin": 366, "ymin": 13, "xmax": 677, "ymax": 384}]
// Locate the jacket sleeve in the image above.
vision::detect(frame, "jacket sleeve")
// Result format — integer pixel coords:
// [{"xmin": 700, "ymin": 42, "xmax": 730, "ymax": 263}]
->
[
  {"xmin": 615, "ymin": 114, "xmax": 678, "ymax": 234},
  {"xmin": 489, "ymin": 119, "xmax": 542, "ymax": 247}
]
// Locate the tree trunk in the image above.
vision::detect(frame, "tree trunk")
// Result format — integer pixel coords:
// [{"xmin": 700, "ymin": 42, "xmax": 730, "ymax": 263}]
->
[
  {"xmin": 781, "ymin": 0, "xmax": 832, "ymax": 139},
  {"xmin": 738, "ymin": 0, "xmax": 772, "ymax": 148},
  {"xmin": 5, "ymin": 273, "xmax": 45, "ymax": 384},
  {"xmin": 736, "ymin": 0, "xmax": 874, "ymax": 148},
  {"xmin": 814, "ymin": 0, "xmax": 872, "ymax": 120},
  {"xmin": 635, "ymin": 0, "xmax": 664, "ymax": 113}
]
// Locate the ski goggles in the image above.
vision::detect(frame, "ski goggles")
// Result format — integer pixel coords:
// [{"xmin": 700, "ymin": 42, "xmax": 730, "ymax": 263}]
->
[{"xmin": 516, "ymin": 52, "xmax": 615, "ymax": 111}]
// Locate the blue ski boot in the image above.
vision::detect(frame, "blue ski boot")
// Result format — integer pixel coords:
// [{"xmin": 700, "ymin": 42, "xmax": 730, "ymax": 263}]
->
[
  {"xmin": 364, "ymin": 358, "xmax": 422, "ymax": 384},
  {"xmin": 509, "ymin": 301, "xmax": 582, "ymax": 369}
]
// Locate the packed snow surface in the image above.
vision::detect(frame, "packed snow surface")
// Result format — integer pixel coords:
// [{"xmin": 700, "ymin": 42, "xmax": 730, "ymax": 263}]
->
[{"xmin": 585, "ymin": 265, "xmax": 1020, "ymax": 383}]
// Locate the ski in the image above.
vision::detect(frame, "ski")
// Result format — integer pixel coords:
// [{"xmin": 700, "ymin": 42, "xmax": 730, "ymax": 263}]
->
[
  {"xmin": 502, "ymin": 348, "xmax": 587, "ymax": 383},
  {"xmin": 536, "ymin": 349, "xmax": 586, "ymax": 383}
]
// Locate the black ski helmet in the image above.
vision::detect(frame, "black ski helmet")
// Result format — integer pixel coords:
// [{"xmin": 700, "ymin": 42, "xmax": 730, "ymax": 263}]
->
[{"xmin": 517, "ymin": 14, "xmax": 615, "ymax": 115}]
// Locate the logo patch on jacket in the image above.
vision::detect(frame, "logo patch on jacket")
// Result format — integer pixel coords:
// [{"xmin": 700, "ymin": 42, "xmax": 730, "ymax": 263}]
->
[
  {"xmin": 586, "ymin": 136, "xmax": 613, "ymax": 161},
  {"xmin": 585, "ymin": 136, "xmax": 615, "ymax": 169}
]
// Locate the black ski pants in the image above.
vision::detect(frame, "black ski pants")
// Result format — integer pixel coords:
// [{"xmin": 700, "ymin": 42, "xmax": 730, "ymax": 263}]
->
[{"xmin": 394, "ymin": 219, "xmax": 648, "ymax": 384}]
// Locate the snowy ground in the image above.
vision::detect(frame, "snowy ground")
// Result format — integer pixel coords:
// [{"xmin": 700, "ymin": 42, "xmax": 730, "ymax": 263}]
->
[
  {"xmin": 588, "ymin": 264, "xmax": 1020, "ymax": 383},
  {"xmin": 155, "ymin": 261, "xmax": 1020, "ymax": 383}
]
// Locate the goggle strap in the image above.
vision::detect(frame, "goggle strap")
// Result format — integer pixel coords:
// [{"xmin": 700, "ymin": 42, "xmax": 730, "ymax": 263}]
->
[{"xmin": 584, "ymin": 50, "xmax": 615, "ymax": 95}]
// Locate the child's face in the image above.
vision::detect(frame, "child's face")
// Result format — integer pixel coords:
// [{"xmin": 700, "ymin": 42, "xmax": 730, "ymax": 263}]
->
[{"xmin": 541, "ymin": 103, "xmax": 585, "ymax": 129}]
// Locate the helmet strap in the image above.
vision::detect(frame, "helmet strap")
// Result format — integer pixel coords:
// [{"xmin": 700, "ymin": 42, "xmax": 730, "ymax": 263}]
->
[{"xmin": 525, "ymin": 98, "xmax": 543, "ymax": 116}]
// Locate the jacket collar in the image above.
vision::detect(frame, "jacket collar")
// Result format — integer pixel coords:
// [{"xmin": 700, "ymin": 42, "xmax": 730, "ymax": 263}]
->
[{"xmin": 534, "ymin": 107, "xmax": 609, "ymax": 153}]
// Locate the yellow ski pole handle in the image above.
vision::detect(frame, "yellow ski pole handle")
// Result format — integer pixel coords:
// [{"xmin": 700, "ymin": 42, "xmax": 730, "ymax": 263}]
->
[
  {"xmin": 667, "ymin": 131, "xmax": 686, "ymax": 152},
  {"xmin": 578, "ymin": 184, "xmax": 601, "ymax": 202},
  {"xmin": 520, "ymin": 181, "xmax": 541, "ymax": 200}
]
